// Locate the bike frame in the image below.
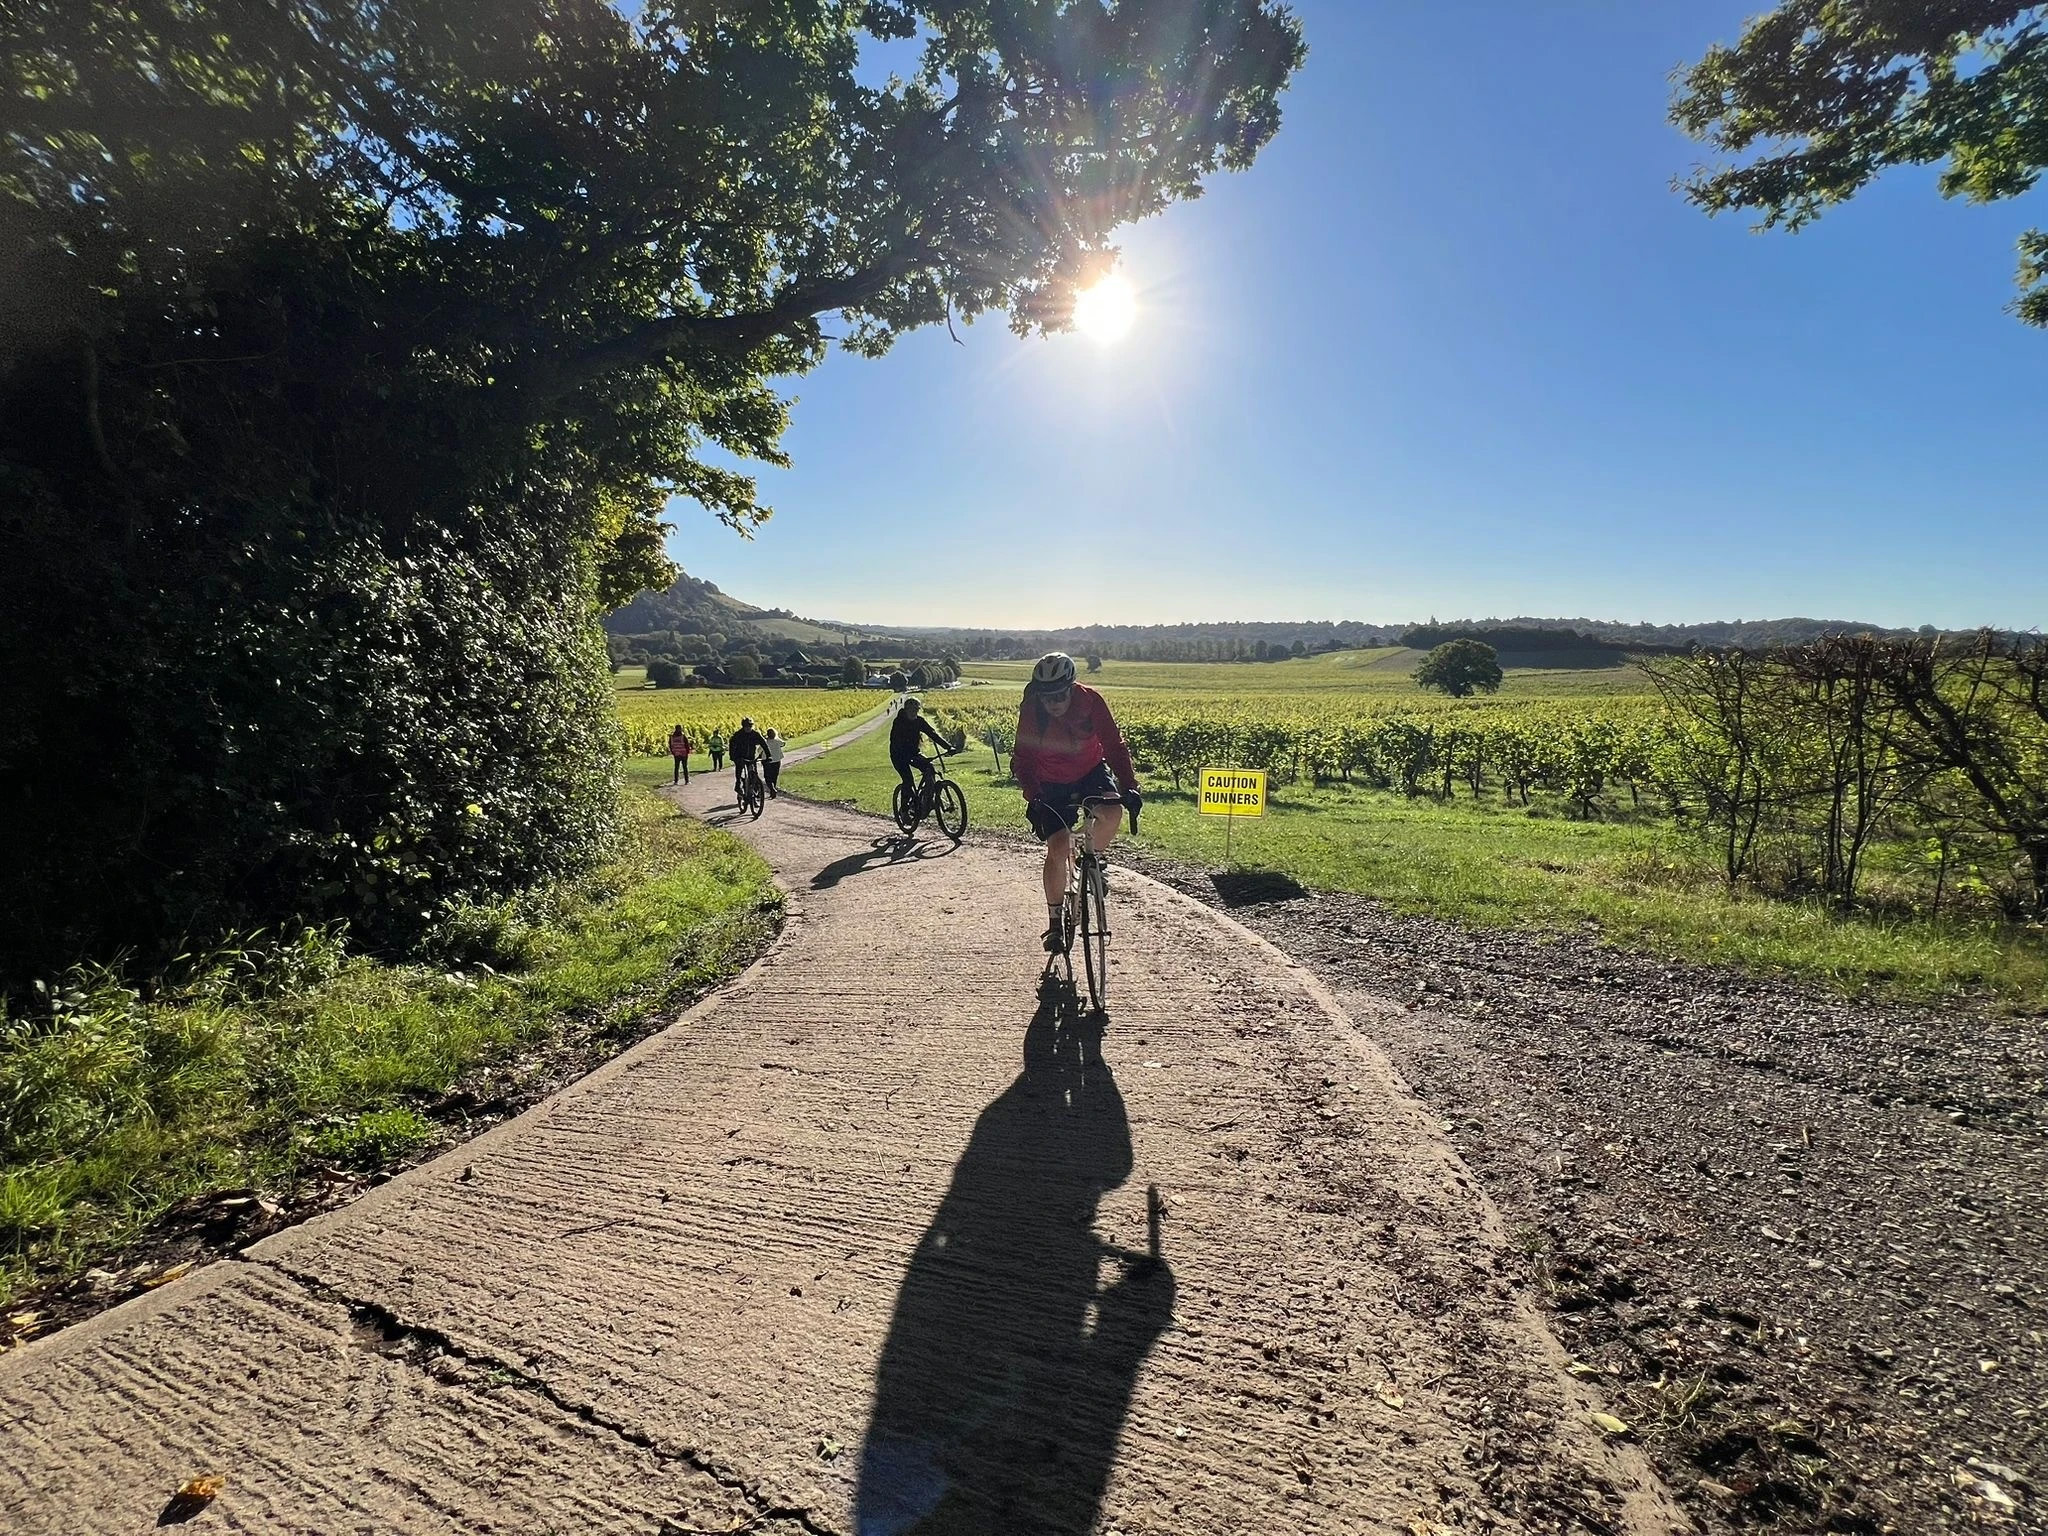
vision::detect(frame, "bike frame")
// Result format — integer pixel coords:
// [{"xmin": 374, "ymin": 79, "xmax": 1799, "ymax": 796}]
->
[
  {"xmin": 736, "ymin": 758, "xmax": 765, "ymax": 811},
  {"xmin": 1045, "ymin": 791, "xmax": 1121, "ymax": 1011},
  {"xmin": 912, "ymin": 749, "xmax": 958, "ymax": 815}
]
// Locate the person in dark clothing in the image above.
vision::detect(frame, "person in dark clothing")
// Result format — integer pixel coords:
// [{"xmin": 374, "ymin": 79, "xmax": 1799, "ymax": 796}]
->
[
  {"xmin": 727, "ymin": 716, "xmax": 768, "ymax": 801},
  {"xmin": 890, "ymin": 697, "xmax": 951, "ymax": 804}
]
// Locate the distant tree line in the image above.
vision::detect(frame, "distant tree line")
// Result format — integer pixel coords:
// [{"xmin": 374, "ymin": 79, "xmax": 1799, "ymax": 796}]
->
[
  {"xmin": 1399, "ymin": 624, "xmax": 1659, "ymax": 655},
  {"xmin": 916, "ymin": 626, "xmax": 1401, "ymax": 662}
]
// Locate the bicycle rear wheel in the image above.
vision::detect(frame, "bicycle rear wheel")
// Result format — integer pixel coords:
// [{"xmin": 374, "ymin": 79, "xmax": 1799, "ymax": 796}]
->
[
  {"xmin": 933, "ymin": 780, "xmax": 968, "ymax": 841},
  {"xmin": 1079, "ymin": 855, "xmax": 1110, "ymax": 1012},
  {"xmin": 891, "ymin": 782, "xmax": 917, "ymax": 832}
]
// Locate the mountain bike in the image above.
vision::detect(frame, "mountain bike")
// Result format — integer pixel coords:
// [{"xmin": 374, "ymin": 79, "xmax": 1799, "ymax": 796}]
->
[
  {"xmin": 1040, "ymin": 792, "xmax": 1120, "ymax": 1013},
  {"xmin": 737, "ymin": 759, "xmax": 767, "ymax": 820},
  {"xmin": 892, "ymin": 750, "xmax": 968, "ymax": 841}
]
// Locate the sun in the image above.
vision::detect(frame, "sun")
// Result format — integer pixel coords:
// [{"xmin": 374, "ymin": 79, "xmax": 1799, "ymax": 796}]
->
[{"xmin": 1071, "ymin": 274, "xmax": 1137, "ymax": 344}]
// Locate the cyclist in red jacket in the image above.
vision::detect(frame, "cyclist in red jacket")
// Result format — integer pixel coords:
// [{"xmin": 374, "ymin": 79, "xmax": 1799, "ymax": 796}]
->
[{"xmin": 1014, "ymin": 653, "xmax": 1142, "ymax": 951}]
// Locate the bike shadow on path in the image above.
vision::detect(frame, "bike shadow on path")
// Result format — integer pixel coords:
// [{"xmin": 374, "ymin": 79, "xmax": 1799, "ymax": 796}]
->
[
  {"xmin": 811, "ymin": 835, "xmax": 958, "ymax": 891},
  {"xmin": 855, "ymin": 978, "xmax": 1174, "ymax": 1536}
]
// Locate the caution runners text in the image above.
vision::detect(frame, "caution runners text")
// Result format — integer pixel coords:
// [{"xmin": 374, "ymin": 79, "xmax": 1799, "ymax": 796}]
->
[{"xmin": 1197, "ymin": 768, "xmax": 1266, "ymax": 818}]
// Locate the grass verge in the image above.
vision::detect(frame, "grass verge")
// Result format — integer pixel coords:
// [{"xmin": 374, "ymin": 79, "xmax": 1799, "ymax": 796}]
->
[
  {"xmin": 0, "ymin": 778, "xmax": 776, "ymax": 1312},
  {"xmin": 782, "ymin": 725, "xmax": 2046, "ymax": 1008}
]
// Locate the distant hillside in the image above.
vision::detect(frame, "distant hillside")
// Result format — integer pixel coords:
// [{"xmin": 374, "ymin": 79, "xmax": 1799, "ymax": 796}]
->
[
  {"xmin": 605, "ymin": 571, "xmax": 883, "ymax": 649},
  {"xmin": 605, "ymin": 572, "xmax": 1973, "ymax": 668}
]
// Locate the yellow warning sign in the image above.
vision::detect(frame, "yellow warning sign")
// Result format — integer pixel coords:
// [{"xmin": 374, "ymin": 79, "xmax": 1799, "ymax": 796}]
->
[{"xmin": 1198, "ymin": 768, "xmax": 1266, "ymax": 817}]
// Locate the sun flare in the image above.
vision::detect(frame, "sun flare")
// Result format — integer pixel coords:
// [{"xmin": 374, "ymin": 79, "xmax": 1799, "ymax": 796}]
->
[{"xmin": 1072, "ymin": 274, "xmax": 1137, "ymax": 343}]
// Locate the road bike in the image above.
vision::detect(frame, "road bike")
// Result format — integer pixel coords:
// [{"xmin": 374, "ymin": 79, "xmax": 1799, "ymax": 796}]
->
[
  {"xmin": 1040, "ymin": 792, "xmax": 1121, "ymax": 1013},
  {"xmin": 736, "ymin": 759, "xmax": 767, "ymax": 820},
  {"xmin": 892, "ymin": 750, "xmax": 968, "ymax": 841}
]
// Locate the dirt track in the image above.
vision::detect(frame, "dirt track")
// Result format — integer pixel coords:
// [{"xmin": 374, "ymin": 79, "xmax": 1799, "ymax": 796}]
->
[
  {"xmin": 1111, "ymin": 857, "xmax": 2046, "ymax": 1535},
  {"xmin": 0, "ymin": 731, "xmax": 1690, "ymax": 1534}
]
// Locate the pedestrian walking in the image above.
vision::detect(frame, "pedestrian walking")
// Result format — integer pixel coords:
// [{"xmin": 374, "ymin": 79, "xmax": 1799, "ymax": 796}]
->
[
  {"xmin": 668, "ymin": 724, "xmax": 693, "ymax": 785},
  {"xmin": 709, "ymin": 729, "xmax": 726, "ymax": 771},
  {"xmin": 764, "ymin": 728, "xmax": 785, "ymax": 798}
]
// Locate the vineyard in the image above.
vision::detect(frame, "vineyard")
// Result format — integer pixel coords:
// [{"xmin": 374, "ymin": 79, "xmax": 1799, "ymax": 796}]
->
[
  {"xmin": 783, "ymin": 656, "xmax": 2048, "ymax": 1000},
  {"xmin": 918, "ymin": 642, "xmax": 2048, "ymax": 928},
  {"xmin": 922, "ymin": 688, "xmax": 1672, "ymax": 818},
  {"xmin": 614, "ymin": 687, "xmax": 874, "ymax": 756}
]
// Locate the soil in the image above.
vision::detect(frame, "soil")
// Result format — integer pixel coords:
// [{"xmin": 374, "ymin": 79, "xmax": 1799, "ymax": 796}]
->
[{"xmin": 1117, "ymin": 844, "xmax": 2047, "ymax": 1536}]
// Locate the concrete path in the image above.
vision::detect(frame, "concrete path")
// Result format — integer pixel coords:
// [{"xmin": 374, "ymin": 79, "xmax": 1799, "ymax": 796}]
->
[{"xmin": 1, "ymin": 713, "xmax": 1690, "ymax": 1535}]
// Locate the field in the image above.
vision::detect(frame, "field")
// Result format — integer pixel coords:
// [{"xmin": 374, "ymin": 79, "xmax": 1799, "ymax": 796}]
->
[
  {"xmin": 784, "ymin": 657, "xmax": 2046, "ymax": 1005},
  {"xmin": 964, "ymin": 648, "xmax": 1657, "ymax": 697}
]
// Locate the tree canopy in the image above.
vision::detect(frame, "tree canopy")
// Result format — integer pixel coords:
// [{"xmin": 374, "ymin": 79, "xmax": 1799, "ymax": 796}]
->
[
  {"xmin": 1672, "ymin": 2, "xmax": 2048, "ymax": 326},
  {"xmin": 0, "ymin": 0, "xmax": 1303, "ymax": 983},
  {"xmin": 1414, "ymin": 640, "xmax": 1504, "ymax": 699}
]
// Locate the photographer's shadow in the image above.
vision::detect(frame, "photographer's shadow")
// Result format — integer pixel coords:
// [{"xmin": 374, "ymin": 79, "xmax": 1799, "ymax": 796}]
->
[{"xmin": 855, "ymin": 981, "xmax": 1174, "ymax": 1535}]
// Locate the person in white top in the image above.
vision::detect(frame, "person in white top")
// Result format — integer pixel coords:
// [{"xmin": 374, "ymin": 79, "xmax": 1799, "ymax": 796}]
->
[{"xmin": 763, "ymin": 727, "xmax": 787, "ymax": 798}]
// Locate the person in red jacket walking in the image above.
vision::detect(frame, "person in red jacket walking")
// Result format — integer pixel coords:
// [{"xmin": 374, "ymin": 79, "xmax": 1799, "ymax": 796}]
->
[
  {"xmin": 667, "ymin": 724, "xmax": 693, "ymax": 785},
  {"xmin": 1014, "ymin": 653, "xmax": 1143, "ymax": 952}
]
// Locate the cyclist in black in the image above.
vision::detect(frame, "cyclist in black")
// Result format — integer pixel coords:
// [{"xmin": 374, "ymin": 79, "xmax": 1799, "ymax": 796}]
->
[
  {"xmin": 890, "ymin": 697, "xmax": 951, "ymax": 804},
  {"xmin": 727, "ymin": 716, "xmax": 768, "ymax": 802}
]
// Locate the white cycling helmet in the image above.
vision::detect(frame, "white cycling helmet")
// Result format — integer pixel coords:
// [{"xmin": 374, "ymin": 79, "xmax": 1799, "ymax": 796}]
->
[{"xmin": 1031, "ymin": 652, "xmax": 1077, "ymax": 689}]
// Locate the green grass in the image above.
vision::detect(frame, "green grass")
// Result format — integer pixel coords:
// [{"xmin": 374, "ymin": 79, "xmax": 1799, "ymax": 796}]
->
[
  {"xmin": 0, "ymin": 780, "xmax": 777, "ymax": 1307},
  {"xmin": 783, "ymin": 723, "xmax": 2046, "ymax": 1008}
]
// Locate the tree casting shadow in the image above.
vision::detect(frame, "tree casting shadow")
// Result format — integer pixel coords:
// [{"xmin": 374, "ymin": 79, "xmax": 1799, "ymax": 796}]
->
[{"xmin": 855, "ymin": 980, "xmax": 1173, "ymax": 1535}]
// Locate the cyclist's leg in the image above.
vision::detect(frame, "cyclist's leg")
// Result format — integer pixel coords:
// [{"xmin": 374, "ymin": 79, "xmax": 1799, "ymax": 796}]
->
[
  {"xmin": 1041, "ymin": 828, "xmax": 1072, "ymax": 908},
  {"xmin": 1083, "ymin": 765, "xmax": 1123, "ymax": 854},
  {"xmin": 1031, "ymin": 790, "xmax": 1081, "ymax": 906}
]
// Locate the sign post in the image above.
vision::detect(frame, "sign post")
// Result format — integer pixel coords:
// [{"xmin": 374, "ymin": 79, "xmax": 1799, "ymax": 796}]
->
[{"xmin": 1197, "ymin": 766, "xmax": 1266, "ymax": 866}]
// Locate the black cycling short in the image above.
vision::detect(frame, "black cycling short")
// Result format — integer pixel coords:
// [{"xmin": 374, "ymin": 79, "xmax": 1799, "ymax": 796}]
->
[{"xmin": 1026, "ymin": 762, "xmax": 1120, "ymax": 841}]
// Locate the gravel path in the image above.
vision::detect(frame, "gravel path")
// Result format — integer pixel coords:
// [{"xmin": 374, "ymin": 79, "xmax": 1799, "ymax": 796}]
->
[
  {"xmin": 0, "ymin": 730, "xmax": 1686, "ymax": 1535},
  {"xmin": 1116, "ymin": 849, "xmax": 2046, "ymax": 1536}
]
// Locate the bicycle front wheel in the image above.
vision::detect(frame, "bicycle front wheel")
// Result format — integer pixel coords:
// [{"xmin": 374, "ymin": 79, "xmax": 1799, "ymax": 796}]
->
[
  {"xmin": 934, "ymin": 780, "xmax": 968, "ymax": 841},
  {"xmin": 1079, "ymin": 856, "xmax": 1110, "ymax": 1013},
  {"xmin": 746, "ymin": 779, "xmax": 765, "ymax": 819}
]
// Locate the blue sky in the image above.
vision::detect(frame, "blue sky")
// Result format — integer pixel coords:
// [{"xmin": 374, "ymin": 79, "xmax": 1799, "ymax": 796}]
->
[{"xmin": 667, "ymin": 3, "xmax": 2046, "ymax": 633}]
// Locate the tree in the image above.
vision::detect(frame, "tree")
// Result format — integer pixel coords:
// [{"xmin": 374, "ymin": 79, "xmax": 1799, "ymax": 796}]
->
[
  {"xmin": 725, "ymin": 654, "xmax": 762, "ymax": 683},
  {"xmin": 1085, "ymin": 654, "xmax": 1104, "ymax": 672},
  {"xmin": 1414, "ymin": 640, "xmax": 1503, "ymax": 699},
  {"xmin": 646, "ymin": 660, "xmax": 685, "ymax": 689},
  {"xmin": 1673, "ymin": 3, "xmax": 2048, "ymax": 326},
  {"xmin": 841, "ymin": 656, "xmax": 866, "ymax": 686},
  {"xmin": 1870, "ymin": 633, "xmax": 2048, "ymax": 916},
  {"xmin": 0, "ymin": 0, "xmax": 1301, "ymax": 982}
]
